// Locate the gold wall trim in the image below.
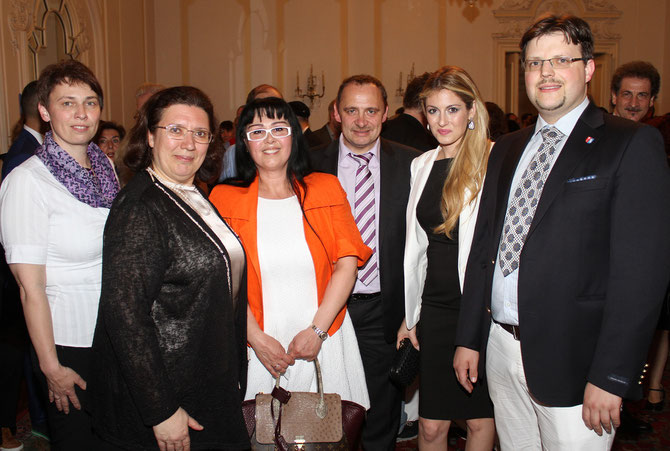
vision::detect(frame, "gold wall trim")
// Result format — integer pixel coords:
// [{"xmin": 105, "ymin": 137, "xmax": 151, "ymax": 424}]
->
[
  {"xmin": 340, "ymin": 0, "xmax": 348, "ymax": 79},
  {"xmin": 180, "ymin": 0, "xmax": 190, "ymax": 84},
  {"xmin": 374, "ymin": 0, "xmax": 382, "ymax": 77}
]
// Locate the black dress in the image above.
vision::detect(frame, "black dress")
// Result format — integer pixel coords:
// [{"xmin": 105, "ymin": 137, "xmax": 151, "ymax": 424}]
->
[{"xmin": 416, "ymin": 158, "xmax": 493, "ymax": 420}]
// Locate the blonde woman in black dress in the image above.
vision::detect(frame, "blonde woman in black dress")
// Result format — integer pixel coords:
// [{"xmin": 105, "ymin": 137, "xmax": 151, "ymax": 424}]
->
[{"xmin": 399, "ymin": 66, "xmax": 495, "ymax": 450}]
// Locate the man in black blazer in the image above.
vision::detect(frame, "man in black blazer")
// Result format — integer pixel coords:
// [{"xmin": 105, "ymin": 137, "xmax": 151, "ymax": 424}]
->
[
  {"xmin": 453, "ymin": 15, "xmax": 670, "ymax": 449},
  {"xmin": 310, "ymin": 75, "xmax": 419, "ymax": 450},
  {"xmin": 2, "ymin": 81, "xmax": 44, "ymax": 180},
  {"xmin": 381, "ymin": 72, "xmax": 438, "ymax": 152},
  {"xmin": 307, "ymin": 99, "xmax": 340, "ymax": 148}
]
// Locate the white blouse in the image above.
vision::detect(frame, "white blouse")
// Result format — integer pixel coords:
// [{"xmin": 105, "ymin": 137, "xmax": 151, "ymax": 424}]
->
[{"xmin": 0, "ymin": 156, "xmax": 110, "ymax": 347}]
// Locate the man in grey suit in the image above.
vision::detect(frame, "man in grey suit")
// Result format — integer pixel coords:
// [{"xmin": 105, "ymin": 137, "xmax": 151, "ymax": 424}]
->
[
  {"xmin": 454, "ymin": 15, "xmax": 670, "ymax": 450},
  {"xmin": 310, "ymin": 75, "xmax": 419, "ymax": 450}
]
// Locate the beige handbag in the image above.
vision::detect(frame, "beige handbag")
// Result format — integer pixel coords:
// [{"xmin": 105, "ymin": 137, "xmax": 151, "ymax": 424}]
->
[{"xmin": 252, "ymin": 358, "xmax": 359, "ymax": 450}]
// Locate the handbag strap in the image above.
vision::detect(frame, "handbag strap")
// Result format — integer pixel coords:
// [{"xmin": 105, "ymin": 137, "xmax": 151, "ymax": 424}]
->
[{"xmin": 271, "ymin": 357, "xmax": 328, "ymax": 449}]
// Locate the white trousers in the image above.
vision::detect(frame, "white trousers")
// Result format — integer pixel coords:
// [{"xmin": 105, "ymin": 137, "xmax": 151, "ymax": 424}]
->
[{"xmin": 486, "ymin": 321, "xmax": 616, "ymax": 451}]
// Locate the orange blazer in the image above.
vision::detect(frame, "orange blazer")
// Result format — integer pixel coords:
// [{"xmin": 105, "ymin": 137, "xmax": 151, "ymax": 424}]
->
[{"xmin": 210, "ymin": 172, "xmax": 371, "ymax": 335}]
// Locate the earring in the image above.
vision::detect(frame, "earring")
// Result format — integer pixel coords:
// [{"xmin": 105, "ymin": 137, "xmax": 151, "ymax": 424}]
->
[
  {"xmin": 427, "ymin": 124, "xmax": 430, "ymax": 131},
  {"xmin": 467, "ymin": 119, "xmax": 475, "ymax": 130}
]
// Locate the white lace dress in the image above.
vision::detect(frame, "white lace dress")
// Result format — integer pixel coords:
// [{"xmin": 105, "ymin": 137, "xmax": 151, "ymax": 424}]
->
[{"xmin": 244, "ymin": 195, "xmax": 370, "ymax": 409}]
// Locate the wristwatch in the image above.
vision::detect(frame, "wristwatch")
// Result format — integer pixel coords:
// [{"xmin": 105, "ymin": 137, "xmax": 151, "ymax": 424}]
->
[{"xmin": 311, "ymin": 324, "xmax": 328, "ymax": 341}]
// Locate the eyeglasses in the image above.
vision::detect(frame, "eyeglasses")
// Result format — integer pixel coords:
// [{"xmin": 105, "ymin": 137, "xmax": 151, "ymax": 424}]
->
[
  {"xmin": 523, "ymin": 57, "xmax": 586, "ymax": 72},
  {"xmin": 155, "ymin": 124, "xmax": 213, "ymax": 144},
  {"xmin": 245, "ymin": 126, "xmax": 292, "ymax": 141}
]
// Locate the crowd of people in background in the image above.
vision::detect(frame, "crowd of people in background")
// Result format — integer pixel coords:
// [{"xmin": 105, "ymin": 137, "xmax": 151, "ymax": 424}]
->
[{"xmin": 0, "ymin": 12, "xmax": 669, "ymax": 451}]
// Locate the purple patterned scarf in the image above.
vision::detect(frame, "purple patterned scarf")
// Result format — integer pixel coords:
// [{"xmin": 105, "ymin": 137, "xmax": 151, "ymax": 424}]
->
[{"xmin": 35, "ymin": 131, "xmax": 119, "ymax": 208}]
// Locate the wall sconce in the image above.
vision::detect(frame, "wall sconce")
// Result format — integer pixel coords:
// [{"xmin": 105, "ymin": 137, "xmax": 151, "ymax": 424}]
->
[
  {"xmin": 295, "ymin": 64, "xmax": 325, "ymax": 107},
  {"xmin": 395, "ymin": 63, "xmax": 416, "ymax": 98}
]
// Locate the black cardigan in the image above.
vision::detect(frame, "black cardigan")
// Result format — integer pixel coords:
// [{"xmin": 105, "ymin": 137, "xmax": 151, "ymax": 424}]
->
[{"xmin": 90, "ymin": 171, "xmax": 249, "ymax": 450}]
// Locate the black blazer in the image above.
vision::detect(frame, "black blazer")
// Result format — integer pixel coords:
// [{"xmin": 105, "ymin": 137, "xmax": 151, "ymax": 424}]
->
[
  {"xmin": 310, "ymin": 138, "xmax": 420, "ymax": 343},
  {"xmin": 307, "ymin": 124, "xmax": 334, "ymax": 148},
  {"xmin": 2, "ymin": 128, "xmax": 40, "ymax": 179},
  {"xmin": 456, "ymin": 103, "xmax": 670, "ymax": 406},
  {"xmin": 381, "ymin": 113, "xmax": 438, "ymax": 152}
]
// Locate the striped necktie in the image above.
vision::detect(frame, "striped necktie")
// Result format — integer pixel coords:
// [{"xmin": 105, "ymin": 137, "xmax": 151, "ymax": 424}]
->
[{"xmin": 350, "ymin": 152, "xmax": 377, "ymax": 285}]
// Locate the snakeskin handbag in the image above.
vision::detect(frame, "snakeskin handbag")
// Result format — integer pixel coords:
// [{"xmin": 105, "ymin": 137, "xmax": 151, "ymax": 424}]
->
[{"xmin": 242, "ymin": 358, "xmax": 365, "ymax": 451}]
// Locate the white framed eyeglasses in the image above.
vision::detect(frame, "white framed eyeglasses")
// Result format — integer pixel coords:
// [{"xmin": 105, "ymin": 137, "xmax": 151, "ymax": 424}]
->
[
  {"xmin": 155, "ymin": 124, "xmax": 213, "ymax": 144},
  {"xmin": 523, "ymin": 57, "xmax": 586, "ymax": 72},
  {"xmin": 245, "ymin": 126, "xmax": 292, "ymax": 141}
]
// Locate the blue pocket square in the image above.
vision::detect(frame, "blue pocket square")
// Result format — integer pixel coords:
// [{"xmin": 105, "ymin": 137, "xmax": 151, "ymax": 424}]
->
[{"xmin": 566, "ymin": 175, "xmax": 596, "ymax": 183}]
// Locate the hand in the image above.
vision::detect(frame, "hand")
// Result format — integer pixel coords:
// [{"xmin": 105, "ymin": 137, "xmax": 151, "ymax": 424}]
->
[
  {"xmin": 288, "ymin": 327, "xmax": 323, "ymax": 361},
  {"xmin": 453, "ymin": 346, "xmax": 479, "ymax": 394},
  {"xmin": 43, "ymin": 364, "xmax": 87, "ymax": 414},
  {"xmin": 582, "ymin": 383, "xmax": 622, "ymax": 435},
  {"xmin": 251, "ymin": 332, "xmax": 295, "ymax": 377},
  {"xmin": 396, "ymin": 318, "xmax": 419, "ymax": 350},
  {"xmin": 152, "ymin": 407, "xmax": 203, "ymax": 451}
]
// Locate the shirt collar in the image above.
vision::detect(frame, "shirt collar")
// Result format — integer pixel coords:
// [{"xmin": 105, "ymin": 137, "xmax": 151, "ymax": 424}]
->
[
  {"xmin": 24, "ymin": 124, "xmax": 44, "ymax": 145},
  {"xmin": 535, "ymin": 96, "xmax": 590, "ymax": 139},
  {"xmin": 337, "ymin": 135, "xmax": 381, "ymax": 167}
]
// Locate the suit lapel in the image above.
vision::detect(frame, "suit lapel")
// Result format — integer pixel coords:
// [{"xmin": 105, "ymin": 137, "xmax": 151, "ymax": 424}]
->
[
  {"xmin": 323, "ymin": 141, "xmax": 340, "ymax": 175},
  {"xmin": 378, "ymin": 139, "xmax": 397, "ymax": 249},
  {"xmin": 494, "ymin": 127, "xmax": 534, "ymax": 237},
  {"xmin": 527, "ymin": 104, "xmax": 604, "ymax": 237}
]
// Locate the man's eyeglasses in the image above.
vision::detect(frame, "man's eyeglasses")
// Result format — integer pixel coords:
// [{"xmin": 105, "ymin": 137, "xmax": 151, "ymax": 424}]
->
[
  {"xmin": 523, "ymin": 57, "xmax": 587, "ymax": 72},
  {"xmin": 155, "ymin": 125, "xmax": 213, "ymax": 144},
  {"xmin": 246, "ymin": 126, "xmax": 292, "ymax": 141}
]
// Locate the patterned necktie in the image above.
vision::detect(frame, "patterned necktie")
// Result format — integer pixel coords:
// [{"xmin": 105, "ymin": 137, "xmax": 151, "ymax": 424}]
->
[
  {"xmin": 498, "ymin": 126, "xmax": 565, "ymax": 276},
  {"xmin": 350, "ymin": 153, "xmax": 377, "ymax": 286}
]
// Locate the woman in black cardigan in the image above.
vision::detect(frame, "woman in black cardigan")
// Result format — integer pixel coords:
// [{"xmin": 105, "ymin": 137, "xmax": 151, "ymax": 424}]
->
[{"xmin": 90, "ymin": 86, "xmax": 249, "ymax": 450}]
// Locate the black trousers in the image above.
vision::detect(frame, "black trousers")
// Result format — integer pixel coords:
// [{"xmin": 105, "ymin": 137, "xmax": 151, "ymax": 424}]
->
[
  {"xmin": 0, "ymin": 340, "xmax": 24, "ymax": 430},
  {"xmin": 32, "ymin": 345, "xmax": 103, "ymax": 451},
  {"xmin": 347, "ymin": 294, "xmax": 402, "ymax": 451}
]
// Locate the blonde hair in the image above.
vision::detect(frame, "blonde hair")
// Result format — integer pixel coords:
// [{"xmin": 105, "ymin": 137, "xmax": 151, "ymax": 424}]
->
[{"xmin": 420, "ymin": 66, "xmax": 490, "ymax": 238}]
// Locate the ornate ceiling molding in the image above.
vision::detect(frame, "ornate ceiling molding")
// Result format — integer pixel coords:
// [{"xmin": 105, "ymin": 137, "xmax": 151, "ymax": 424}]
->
[
  {"xmin": 6, "ymin": 0, "xmax": 93, "ymax": 58},
  {"xmin": 7, "ymin": 0, "xmax": 32, "ymax": 52},
  {"xmin": 492, "ymin": 0, "xmax": 621, "ymax": 40}
]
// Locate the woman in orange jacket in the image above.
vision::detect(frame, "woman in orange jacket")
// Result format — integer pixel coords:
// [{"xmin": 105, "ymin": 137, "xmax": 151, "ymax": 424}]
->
[{"xmin": 210, "ymin": 97, "xmax": 371, "ymax": 408}]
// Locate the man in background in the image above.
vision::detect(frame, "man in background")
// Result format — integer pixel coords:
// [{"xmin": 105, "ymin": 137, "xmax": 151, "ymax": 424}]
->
[
  {"xmin": 307, "ymin": 99, "xmax": 340, "ymax": 147},
  {"xmin": 610, "ymin": 61, "xmax": 660, "ymax": 123},
  {"xmin": 381, "ymin": 72, "xmax": 437, "ymax": 152}
]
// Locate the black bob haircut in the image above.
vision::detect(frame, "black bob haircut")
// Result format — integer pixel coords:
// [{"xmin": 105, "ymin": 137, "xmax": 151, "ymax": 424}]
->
[{"xmin": 228, "ymin": 97, "xmax": 312, "ymax": 192}]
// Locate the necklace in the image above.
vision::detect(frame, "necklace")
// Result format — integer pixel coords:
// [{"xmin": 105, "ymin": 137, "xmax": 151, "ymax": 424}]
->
[
  {"xmin": 146, "ymin": 168, "xmax": 212, "ymax": 216},
  {"xmin": 145, "ymin": 167, "xmax": 232, "ymax": 297}
]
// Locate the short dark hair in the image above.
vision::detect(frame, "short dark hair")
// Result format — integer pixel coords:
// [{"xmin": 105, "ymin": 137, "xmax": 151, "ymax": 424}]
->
[
  {"xmin": 219, "ymin": 120, "xmax": 234, "ymax": 132},
  {"xmin": 245, "ymin": 84, "xmax": 282, "ymax": 104},
  {"xmin": 336, "ymin": 74, "xmax": 388, "ymax": 110},
  {"xmin": 37, "ymin": 59, "xmax": 104, "ymax": 109},
  {"xmin": 289, "ymin": 100, "xmax": 311, "ymax": 119},
  {"xmin": 520, "ymin": 14, "xmax": 594, "ymax": 63},
  {"xmin": 124, "ymin": 86, "xmax": 222, "ymax": 184},
  {"xmin": 403, "ymin": 72, "xmax": 431, "ymax": 110},
  {"xmin": 610, "ymin": 61, "xmax": 660, "ymax": 98},
  {"xmin": 94, "ymin": 121, "xmax": 126, "ymax": 144},
  {"xmin": 229, "ymin": 97, "xmax": 311, "ymax": 190},
  {"xmin": 20, "ymin": 81, "xmax": 40, "ymax": 119}
]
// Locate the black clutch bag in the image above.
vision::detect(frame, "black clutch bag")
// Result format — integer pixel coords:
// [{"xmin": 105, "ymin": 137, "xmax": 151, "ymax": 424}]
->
[{"xmin": 389, "ymin": 338, "xmax": 420, "ymax": 387}]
